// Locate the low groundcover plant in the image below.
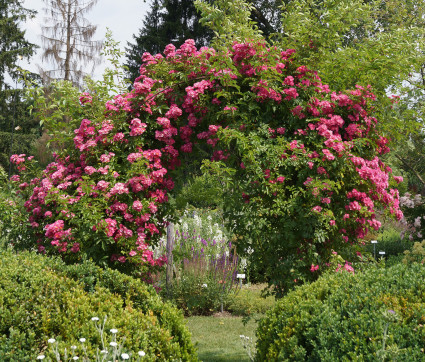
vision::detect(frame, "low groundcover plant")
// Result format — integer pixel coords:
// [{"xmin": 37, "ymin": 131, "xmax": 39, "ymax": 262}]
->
[{"xmin": 38, "ymin": 317, "xmax": 148, "ymax": 361}]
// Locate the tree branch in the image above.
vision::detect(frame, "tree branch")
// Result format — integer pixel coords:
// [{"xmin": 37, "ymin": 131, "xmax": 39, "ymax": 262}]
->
[{"xmin": 395, "ymin": 153, "xmax": 425, "ymax": 188}]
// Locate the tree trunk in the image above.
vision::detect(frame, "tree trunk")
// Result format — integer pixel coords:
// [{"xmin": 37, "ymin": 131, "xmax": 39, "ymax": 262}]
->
[{"xmin": 64, "ymin": 0, "xmax": 72, "ymax": 81}]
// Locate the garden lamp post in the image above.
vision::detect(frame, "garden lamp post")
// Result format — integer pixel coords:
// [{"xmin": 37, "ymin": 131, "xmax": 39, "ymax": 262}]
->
[{"xmin": 371, "ymin": 240, "xmax": 378, "ymax": 259}]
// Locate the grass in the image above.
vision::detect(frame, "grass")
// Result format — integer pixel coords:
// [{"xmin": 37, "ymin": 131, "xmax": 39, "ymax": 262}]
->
[
  {"xmin": 185, "ymin": 283, "xmax": 275, "ymax": 361},
  {"xmin": 186, "ymin": 315, "xmax": 258, "ymax": 362},
  {"xmin": 228, "ymin": 283, "xmax": 275, "ymax": 316}
]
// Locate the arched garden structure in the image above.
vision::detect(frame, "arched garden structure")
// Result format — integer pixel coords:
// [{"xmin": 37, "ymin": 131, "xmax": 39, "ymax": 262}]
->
[{"xmin": 13, "ymin": 39, "xmax": 403, "ymax": 294}]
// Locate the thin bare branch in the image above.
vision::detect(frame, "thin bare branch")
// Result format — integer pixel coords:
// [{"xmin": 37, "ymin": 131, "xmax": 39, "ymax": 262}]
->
[{"xmin": 39, "ymin": 0, "xmax": 103, "ymax": 88}]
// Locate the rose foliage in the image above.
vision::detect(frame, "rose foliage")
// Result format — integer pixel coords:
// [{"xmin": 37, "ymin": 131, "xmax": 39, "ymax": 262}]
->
[{"xmin": 12, "ymin": 39, "xmax": 403, "ymax": 293}]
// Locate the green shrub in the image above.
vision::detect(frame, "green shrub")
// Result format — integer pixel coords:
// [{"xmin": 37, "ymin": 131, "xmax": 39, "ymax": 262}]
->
[
  {"xmin": 228, "ymin": 284, "xmax": 276, "ymax": 316},
  {"xmin": 165, "ymin": 251, "xmax": 240, "ymax": 316},
  {"xmin": 167, "ymin": 271, "xmax": 232, "ymax": 316},
  {"xmin": 0, "ymin": 161, "xmax": 41, "ymax": 251},
  {"xmin": 362, "ymin": 238, "xmax": 412, "ymax": 259},
  {"xmin": 0, "ymin": 193, "xmax": 33, "ymax": 251},
  {"xmin": 376, "ymin": 238, "xmax": 412, "ymax": 257},
  {"xmin": 403, "ymin": 240, "xmax": 425, "ymax": 265},
  {"xmin": 0, "ymin": 250, "xmax": 196, "ymax": 361},
  {"xmin": 0, "ymin": 165, "xmax": 7, "ymax": 183},
  {"xmin": 51, "ymin": 256, "xmax": 197, "ymax": 357},
  {"xmin": 256, "ymin": 263, "xmax": 425, "ymax": 361}
]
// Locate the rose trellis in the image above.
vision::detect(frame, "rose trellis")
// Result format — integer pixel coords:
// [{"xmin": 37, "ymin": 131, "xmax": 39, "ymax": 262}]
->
[{"xmin": 12, "ymin": 39, "xmax": 403, "ymax": 291}]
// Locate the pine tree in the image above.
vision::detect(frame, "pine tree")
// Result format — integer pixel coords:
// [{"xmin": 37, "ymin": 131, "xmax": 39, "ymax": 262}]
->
[
  {"xmin": 0, "ymin": 0, "xmax": 37, "ymax": 91},
  {"xmin": 0, "ymin": 0, "xmax": 39, "ymax": 171},
  {"xmin": 161, "ymin": 0, "xmax": 213, "ymax": 46},
  {"xmin": 125, "ymin": 0, "xmax": 165, "ymax": 81},
  {"xmin": 39, "ymin": 0, "xmax": 102, "ymax": 87}
]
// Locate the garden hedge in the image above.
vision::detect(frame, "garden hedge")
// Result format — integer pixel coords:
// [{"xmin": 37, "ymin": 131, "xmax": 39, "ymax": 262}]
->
[
  {"xmin": 256, "ymin": 262, "xmax": 425, "ymax": 361},
  {"xmin": 0, "ymin": 249, "xmax": 196, "ymax": 360}
]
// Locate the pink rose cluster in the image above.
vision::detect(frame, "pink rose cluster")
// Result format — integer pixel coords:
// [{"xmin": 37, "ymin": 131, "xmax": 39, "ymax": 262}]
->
[
  {"xmin": 10, "ymin": 154, "xmax": 33, "ymax": 172},
  {"xmin": 12, "ymin": 38, "xmax": 403, "ymax": 280},
  {"xmin": 336, "ymin": 262, "xmax": 355, "ymax": 274},
  {"xmin": 79, "ymin": 92, "xmax": 93, "ymax": 106},
  {"xmin": 15, "ymin": 124, "xmax": 172, "ymax": 267},
  {"xmin": 246, "ymin": 77, "xmax": 403, "ymax": 245},
  {"xmin": 43, "ymin": 219, "xmax": 79, "ymax": 253}
]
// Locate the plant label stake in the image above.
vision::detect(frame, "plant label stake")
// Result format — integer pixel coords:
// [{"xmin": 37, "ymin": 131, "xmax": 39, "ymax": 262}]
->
[{"xmin": 237, "ymin": 273, "xmax": 246, "ymax": 288}]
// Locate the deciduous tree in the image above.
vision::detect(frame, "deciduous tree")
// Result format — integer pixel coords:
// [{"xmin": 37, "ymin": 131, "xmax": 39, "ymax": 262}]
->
[{"xmin": 39, "ymin": 0, "xmax": 102, "ymax": 87}]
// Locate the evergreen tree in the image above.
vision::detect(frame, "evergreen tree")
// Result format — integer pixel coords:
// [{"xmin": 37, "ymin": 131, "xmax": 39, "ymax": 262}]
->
[
  {"xmin": 125, "ymin": 0, "xmax": 165, "ymax": 81},
  {"xmin": 0, "ymin": 88, "xmax": 40, "ymax": 173},
  {"xmin": 161, "ymin": 0, "xmax": 213, "ymax": 46},
  {"xmin": 0, "ymin": 0, "xmax": 37, "ymax": 91},
  {"xmin": 125, "ymin": 0, "xmax": 214, "ymax": 82},
  {"xmin": 249, "ymin": 0, "xmax": 281, "ymax": 38},
  {"xmin": 0, "ymin": 0, "xmax": 39, "ymax": 172}
]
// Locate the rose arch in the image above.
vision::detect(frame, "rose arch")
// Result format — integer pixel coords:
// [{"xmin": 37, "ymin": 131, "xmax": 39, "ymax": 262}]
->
[{"xmin": 14, "ymin": 39, "xmax": 403, "ymax": 292}]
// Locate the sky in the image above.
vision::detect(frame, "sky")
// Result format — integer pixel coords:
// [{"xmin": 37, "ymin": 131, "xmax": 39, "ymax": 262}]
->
[{"xmin": 20, "ymin": 0, "xmax": 151, "ymax": 81}]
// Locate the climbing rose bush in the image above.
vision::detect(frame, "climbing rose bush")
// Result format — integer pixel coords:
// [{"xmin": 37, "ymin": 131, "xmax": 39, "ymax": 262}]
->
[{"xmin": 12, "ymin": 39, "xmax": 402, "ymax": 290}]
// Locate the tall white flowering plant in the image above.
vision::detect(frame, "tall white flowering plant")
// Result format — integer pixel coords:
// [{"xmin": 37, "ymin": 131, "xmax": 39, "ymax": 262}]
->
[{"xmin": 156, "ymin": 208, "xmax": 241, "ymax": 315}]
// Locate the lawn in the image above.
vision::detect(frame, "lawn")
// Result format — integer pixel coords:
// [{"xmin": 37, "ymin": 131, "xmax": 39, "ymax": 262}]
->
[
  {"xmin": 186, "ymin": 314, "xmax": 259, "ymax": 362},
  {"xmin": 185, "ymin": 283, "xmax": 275, "ymax": 361}
]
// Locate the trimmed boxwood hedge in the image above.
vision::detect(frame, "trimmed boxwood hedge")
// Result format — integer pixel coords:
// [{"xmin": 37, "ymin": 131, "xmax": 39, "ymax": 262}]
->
[
  {"xmin": 0, "ymin": 249, "xmax": 196, "ymax": 360},
  {"xmin": 256, "ymin": 263, "xmax": 425, "ymax": 361}
]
